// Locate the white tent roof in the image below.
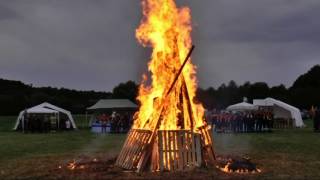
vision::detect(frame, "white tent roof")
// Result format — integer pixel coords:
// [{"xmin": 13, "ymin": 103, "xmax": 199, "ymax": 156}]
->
[
  {"xmin": 26, "ymin": 106, "xmax": 58, "ymax": 114},
  {"xmin": 87, "ymin": 99, "xmax": 137, "ymax": 110},
  {"xmin": 14, "ymin": 102, "xmax": 77, "ymax": 130},
  {"xmin": 253, "ymin": 98, "xmax": 304, "ymax": 127},
  {"xmin": 226, "ymin": 102, "xmax": 257, "ymax": 111},
  {"xmin": 252, "ymin": 99, "xmax": 273, "ymax": 106}
]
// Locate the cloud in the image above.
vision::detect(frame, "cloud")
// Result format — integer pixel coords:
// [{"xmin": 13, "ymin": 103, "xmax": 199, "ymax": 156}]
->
[{"xmin": 0, "ymin": 0, "xmax": 319, "ymax": 91}]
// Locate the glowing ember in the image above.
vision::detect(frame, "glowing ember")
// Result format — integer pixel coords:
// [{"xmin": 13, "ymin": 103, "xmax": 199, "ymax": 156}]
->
[
  {"xmin": 217, "ymin": 157, "xmax": 262, "ymax": 174},
  {"xmin": 67, "ymin": 160, "xmax": 77, "ymax": 170},
  {"xmin": 133, "ymin": 0, "xmax": 206, "ymax": 131}
]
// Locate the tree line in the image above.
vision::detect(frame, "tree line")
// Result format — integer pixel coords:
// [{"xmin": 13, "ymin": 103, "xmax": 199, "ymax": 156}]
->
[
  {"xmin": 0, "ymin": 65, "xmax": 319, "ymax": 115},
  {"xmin": 197, "ymin": 65, "xmax": 320, "ymax": 110}
]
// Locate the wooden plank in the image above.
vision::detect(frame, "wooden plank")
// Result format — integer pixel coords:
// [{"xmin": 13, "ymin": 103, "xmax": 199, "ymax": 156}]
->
[
  {"xmin": 202, "ymin": 126, "xmax": 216, "ymax": 162},
  {"xmin": 171, "ymin": 131, "xmax": 176, "ymax": 171},
  {"xmin": 177, "ymin": 131, "xmax": 183, "ymax": 171},
  {"xmin": 182, "ymin": 131, "xmax": 186, "ymax": 168},
  {"xmin": 207, "ymin": 126, "xmax": 216, "ymax": 161},
  {"xmin": 187, "ymin": 132, "xmax": 192, "ymax": 167},
  {"xmin": 191, "ymin": 132, "xmax": 196, "ymax": 166},
  {"xmin": 151, "ymin": 135, "xmax": 159, "ymax": 171},
  {"xmin": 172, "ymin": 131, "xmax": 177, "ymax": 171},
  {"xmin": 181, "ymin": 133, "xmax": 188, "ymax": 169},
  {"xmin": 158, "ymin": 131, "xmax": 164, "ymax": 171},
  {"xmin": 163, "ymin": 130, "xmax": 168, "ymax": 170},
  {"xmin": 195, "ymin": 134, "xmax": 202, "ymax": 167},
  {"xmin": 172, "ymin": 131, "xmax": 177, "ymax": 170},
  {"xmin": 168, "ymin": 131, "xmax": 173, "ymax": 171}
]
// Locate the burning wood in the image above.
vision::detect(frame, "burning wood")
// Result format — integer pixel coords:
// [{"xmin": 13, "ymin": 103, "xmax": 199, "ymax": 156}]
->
[
  {"xmin": 59, "ymin": 158, "xmax": 102, "ymax": 171},
  {"xmin": 115, "ymin": 0, "xmax": 215, "ymax": 172},
  {"xmin": 67, "ymin": 160, "xmax": 77, "ymax": 170},
  {"xmin": 216, "ymin": 156, "xmax": 261, "ymax": 174}
]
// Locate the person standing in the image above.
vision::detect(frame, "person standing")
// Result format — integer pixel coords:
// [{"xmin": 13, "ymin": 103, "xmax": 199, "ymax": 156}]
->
[
  {"xmin": 256, "ymin": 112, "xmax": 262, "ymax": 132},
  {"xmin": 65, "ymin": 119, "xmax": 71, "ymax": 131},
  {"xmin": 44, "ymin": 116, "xmax": 50, "ymax": 133},
  {"xmin": 231, "ymin": 114, "xmax": 236, "ymax": 133},
  {"xmin": 243, "ymin": 112, "xmax": 249, "ymax": 133},
  {"xmin": 248, "ymin": 112, "xmax": 254, "ymax": 133},
  {"xmin": 100, "ymin": 114, "xmax": 107, "ymax": 133},
  {"xmin": 215, "ymin": 114, "xmax": 221, "ymax": 132},
  {"xmin": 314, "ymin": 107, "xmax": 320, "ymax": 132}
]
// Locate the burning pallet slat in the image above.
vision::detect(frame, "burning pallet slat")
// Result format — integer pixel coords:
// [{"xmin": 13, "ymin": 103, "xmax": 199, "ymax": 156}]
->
[
  {"xmin": 157, "ymin": 130, "xmax": 202, "ymax": 171},
  {"xmin": 115, "ymin": 129, "xmax": 152, "ymax": 169},
  {"xmin": 198, "ymin": 125, "xmax": 216, "ymax": 164}
]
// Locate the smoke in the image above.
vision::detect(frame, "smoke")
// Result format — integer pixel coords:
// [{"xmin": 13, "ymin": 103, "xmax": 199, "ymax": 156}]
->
[
  {"xmin": 72, "ymin": 133, "xmax": 125, "ymax": 160},
  {"xmin": 213, "ymin": 130, "xmax": 252, "ymax": 157}
]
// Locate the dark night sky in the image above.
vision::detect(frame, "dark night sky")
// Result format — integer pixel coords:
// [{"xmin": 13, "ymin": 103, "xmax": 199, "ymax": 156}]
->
[{"xmin": 0, "ymin": 0, "xmax": 319, "ymax": 91}]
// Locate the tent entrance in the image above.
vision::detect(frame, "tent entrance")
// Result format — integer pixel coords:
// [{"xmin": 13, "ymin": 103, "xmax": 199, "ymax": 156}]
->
[{"xmin": 19, "ymin": 113, "xmax": 58, "ymax": 133}]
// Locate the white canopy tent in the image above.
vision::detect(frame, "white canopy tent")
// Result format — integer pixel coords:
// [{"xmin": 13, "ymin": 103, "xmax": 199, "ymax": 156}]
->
[
  {"xmin": 226, "ymin": 102, "xmax": 257, "ymax": 111},
  {"xmin": 253, "ymin": 98, "xmax": 304, "ymax": 127},
  {"xmin": 25, "ymin": 106, "xmax": 59, "ymax": 114},
  {"xmin": 14, "ymin": 102, "xmax": 77, "ymax": 130},
  {"xmin": 38, "ymin": 102, "xmax": 77, "ymax": 129}
]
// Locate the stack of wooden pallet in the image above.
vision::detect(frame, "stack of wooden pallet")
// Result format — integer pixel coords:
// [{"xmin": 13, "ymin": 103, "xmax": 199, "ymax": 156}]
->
[
  {"xmin": 115, "ymin": 46, "xmax": 215, "ymax": 172},
  {"xmin": 115, "ymin": 129, "xmax": 152, "ymax": 169},
  {"xmin": 157, "ymin": 130, "xmax": 202, "ymax": 171},
  {"xmin": 115, "ymin": 128, "xmax": 215, "ymax": 172}
]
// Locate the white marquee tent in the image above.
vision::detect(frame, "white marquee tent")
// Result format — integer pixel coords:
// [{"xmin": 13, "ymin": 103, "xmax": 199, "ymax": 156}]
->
[
  {"xmin": 253, "ymin": 98, "xmax": 304, "ymax": 127},
  {"xmin": 226, "ymin": 102, "xmax": 257, "ymax": 111},
  {"xmin": 14, "ymin": 102, "xmax": 77, "ymax": 130}
]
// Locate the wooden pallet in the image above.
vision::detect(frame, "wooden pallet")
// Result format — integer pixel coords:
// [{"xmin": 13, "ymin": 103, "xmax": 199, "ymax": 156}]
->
[
  {"xmin": 198, "ymin": 125, "xmax": 216, "ymax": 163},
  {"xmin": 157, "ymin": 130, "xmax": 202, "ymax": 171},
  {"xmin": 115, "ymin": 129, "xmax": 152, "ymax": 170}
]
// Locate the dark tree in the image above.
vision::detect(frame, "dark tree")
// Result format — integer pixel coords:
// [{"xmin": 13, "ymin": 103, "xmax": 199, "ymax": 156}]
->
[
  {"xmin": 1, "ymin": 64, "xmax": 319, "ymax": 114},
  {"xmin": 0, "ymin": 78, "xmax": 111, "ymax": 115},
  {"xmin": 290, "ymin": 65, "xmax": 320, "ymax": 108},
  {"xmin": 112, "ymin": 81, "xmax": 138, "ymax": 103}
]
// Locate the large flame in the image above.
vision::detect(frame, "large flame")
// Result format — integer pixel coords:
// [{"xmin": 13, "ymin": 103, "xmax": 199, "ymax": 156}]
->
[{"xmin": 133, "ymin": 0, "xmax": 205, "ymax": 131}]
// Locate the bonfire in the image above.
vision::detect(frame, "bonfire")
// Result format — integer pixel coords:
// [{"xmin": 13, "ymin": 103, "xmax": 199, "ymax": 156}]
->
[{"xmin": 115, "ymin": 0, "xmax": 215, "ymax": 172}]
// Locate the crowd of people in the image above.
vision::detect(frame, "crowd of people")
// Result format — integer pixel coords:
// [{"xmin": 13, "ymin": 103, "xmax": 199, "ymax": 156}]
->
[
  {"xmin": 207, "ymin": 110, "xmax": 274, "ymax": 133},
  {"xmin": 20, "ymin": 114, "xmax": 72, "ymax": 133},
  {"xmin": 93, "ymin": 111, "xmax": 133, "ymax": 133},
  {"xmin": 20, "ymin": 114, "xmax": 51, "ymax": 133}
]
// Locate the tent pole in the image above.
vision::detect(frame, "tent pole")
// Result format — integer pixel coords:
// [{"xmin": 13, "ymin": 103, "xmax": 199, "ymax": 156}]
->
[
  {"xmin": 22, "ymin": 113, "xmax": 25, "ymax": 133},
  {"xmin": 57, "ymin": 113, "xmax": 60, "ymax": 130},
  {"xmin": 85, "ymin": 111, "xmax": 88, "ymax": 128}
]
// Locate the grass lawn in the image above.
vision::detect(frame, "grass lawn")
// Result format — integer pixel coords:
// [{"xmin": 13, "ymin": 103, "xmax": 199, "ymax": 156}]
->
[{"xmin": 0, "ymin": 115, "xmax": 319, "ymax": 179}]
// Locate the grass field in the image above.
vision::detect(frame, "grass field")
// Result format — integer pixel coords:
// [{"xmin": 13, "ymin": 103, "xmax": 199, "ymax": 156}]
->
[{"xmin": 0, "ymin": 116, "xmax": 319, "ymax": 179}]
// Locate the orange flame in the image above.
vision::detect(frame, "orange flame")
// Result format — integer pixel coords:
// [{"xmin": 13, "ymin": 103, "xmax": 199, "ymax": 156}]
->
[
  {"xmin": 67, "ymin": 160, "xmax": 76, "ymax": 170},
  {"xmin": 133, "ymin": 0, "xmax": 205, "ymax": 131},
  {"xmin": 217, "ymin": 163, "xmax": 262, "ymax": 174}
]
